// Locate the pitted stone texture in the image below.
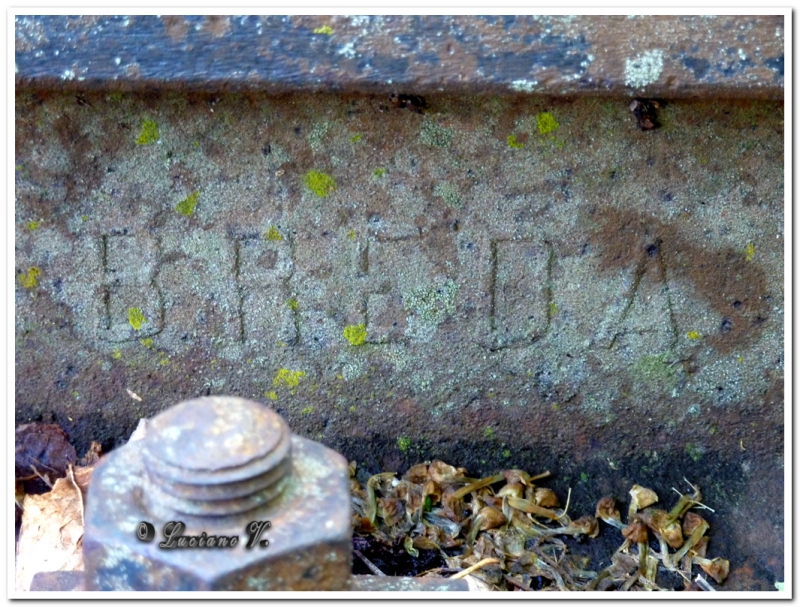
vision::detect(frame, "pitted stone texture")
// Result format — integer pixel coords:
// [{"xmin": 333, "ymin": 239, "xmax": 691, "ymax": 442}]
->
[
  {"xmin": 83, "ymin": 401, "xmax": 352, "ymax": 591},
  {"xmin": 16, "ymin": 91, "xmax": 783, "ymax": 589}
]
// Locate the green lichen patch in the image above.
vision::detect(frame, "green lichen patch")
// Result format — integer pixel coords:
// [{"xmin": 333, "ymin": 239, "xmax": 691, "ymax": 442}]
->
[
  {"xmin": 507, "ymin": 134, "xmax": 524, "ymax": 148},
  {"xmin": 18, "ymin": 267, "xmax": 41, "ymax": 289},
  {"xmin": 128, "ymin": 307, "xmax": 146, "ymax": 330},
  {"xmin": 420, "ymin": 118, "xmax": 453, "ymax": 148},
  {"xmin": 176, "ymin": 191, "xmax": 199, "ymax": 216},
  {"xmin": 373, "ymin": 168, "xmax": 386, "ymax": 178},
  {"xmin": 344, "ymin": 323, "xmax": 367, "ymax": 346},
  {"xmin": 287, "ymin": 298, "xmax": 299, "ymax": 311},
  {"xmin": 136, "ymin": 119, "xmax": 160, "ymax": 145},
  {"xmin": 350, "ymin": 134, "xmax": 363, "ymax": 143},
  {"xmin": 397, "ymin": 436, "xmax": 411, "ymax": 451},
  {"xmin": 404, "ymin": 279, "xmax": 458, "ymax": 324},
  {"xmin": 304, "ymin": 170, "xmax": 336, "ymax": 197},
  {"xmin": 684, "ymin": 443, "xmax": 704, "ymax": 462},
  {"xmin": 313, "ymin": 25, "xmax": 333, "ymax": 35},
  {"xmin": 433, "ymin": 182, "xmax": 462, "ymax": 209},
  {"xmin": 536, "ymin": 112, "xmax": 560, "ymax": 135},
  {"xmin": 265, "ymin": 225, "xmax": 283, "ymax": 241},
  {"xmin": 403, "ymin": 279, "xmax": 459, "ymax": 342},
  {"xmin": 26, "ymin": 220, "xmax": 41, "ymax": 231},
  {"xmin": 632, "ymin": 352, "xmax": 677, "ymax": 387}
]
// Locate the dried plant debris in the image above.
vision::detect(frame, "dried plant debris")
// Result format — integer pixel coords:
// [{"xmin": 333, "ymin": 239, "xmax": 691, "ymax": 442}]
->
[
  {"xmin": 15, "ymin": 470, "xmax": 88, "ymax": 591},
  {"xmin": 350, "ymin": 462, "xmax": 729, "ymax": 592}
]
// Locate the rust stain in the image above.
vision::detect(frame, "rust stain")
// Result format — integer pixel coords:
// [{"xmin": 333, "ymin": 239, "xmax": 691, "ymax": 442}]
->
[
  {"xmin": 203, "ymin": 15, "xmax": 231, "ymax": 39},
  {"xmin": 161, "ymin": 16, "xmax": 189, "ymax": 43},
  {"xmin": 589, "ymin": 207, "xmax": 771, "ymax": 355}
]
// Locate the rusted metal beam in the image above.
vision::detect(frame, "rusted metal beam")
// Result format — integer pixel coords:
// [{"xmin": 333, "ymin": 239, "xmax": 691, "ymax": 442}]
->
[{"xmin": 15, "ymin": 14, "xmax": 784, "ymax": 99}]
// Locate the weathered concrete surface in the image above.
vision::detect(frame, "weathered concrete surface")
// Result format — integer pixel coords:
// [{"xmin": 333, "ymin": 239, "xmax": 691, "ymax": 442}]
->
[
  {"xmin": 15, "ymin": 92, "xmax": 783, "ymax": 589},
  {"xmin": 15, "ymin": 15, "xmax": 784, "ymax": 99}
]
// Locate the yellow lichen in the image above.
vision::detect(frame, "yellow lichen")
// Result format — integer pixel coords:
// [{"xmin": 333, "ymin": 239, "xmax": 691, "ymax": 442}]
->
[
  {"xmin": 350, "ymin": 134, "xmax": 362, "ymax": 143},
  {"xmin": 18, "ymin": 267, "xmax": 41, "ymax": 289},
  {"xmin": 303, "ymin": 170, "xmax": 336, "ymax": 197},
  {"xmin": 136, "ymin": 119, "xmax": 159, "ymax": 145},
  {"xmin": 273, "ymin": 368, "xmax": 306, "ymax": 388},
  {"xmin": 140, "ymin": 338, "xmax": 154, "ymax": 348},
  {"xmin": 536, "ymin": 112, "xmax": 560, "ymax": 135},
  {"xmin": 397, "ymin": 436, "xmax": 411, "ymax": 451},
  {"xmin": 313, "ymin": 25, "xmax": 333, "ymax": 34},
  {"xmin": 265, "ymin": 390, "xmax": 278, "ymax": 401},
  {"xmin": 687, "ymin": 331, "xmax": 702, "ymax": 340},
  {"xmin": 112, "ymin": 349, "xmax": 122, "ymax": 359},
  {"xmin": 344, "ymin": 323, "xmax": 367, "ymax": 346},
  {"xmin": 301, "ymin": 406, "xmax": 314, "ymax": 414},
  {"xmin": 128, "ymin": 307, "xmax": 146, "ymax": 330},
  {"xmin": 347, "ymin": 229, "xmax": 356, "ymax": 240},
  {"xmin": 265, "ymin": 226, "xmax": 283, "ymax": 241},
  {"xmin": 287, "ymin": 298, "xmax": 299, "ymax": 311},
  {"xmin": 27, "ymin": 220, "xmax": 41, "ymax": 231},
  {"xmin": 176, "ymin": 191, "xmax": 199, "ymax": 216},
  {"xmin": 744, "ymin": 242, "xmax": 755, "ymax": 261}
]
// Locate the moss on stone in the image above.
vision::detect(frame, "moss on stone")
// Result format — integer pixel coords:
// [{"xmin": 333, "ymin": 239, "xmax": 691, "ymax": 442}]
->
[{"xmin": 397, "ymin": 436, "xmax": 411, "ymax": 451}]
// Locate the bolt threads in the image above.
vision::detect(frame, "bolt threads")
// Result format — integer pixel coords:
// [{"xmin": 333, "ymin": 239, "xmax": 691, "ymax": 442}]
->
[{"xmin": 140, "ymin": 396, "xmax": 293, "ymax": 519}]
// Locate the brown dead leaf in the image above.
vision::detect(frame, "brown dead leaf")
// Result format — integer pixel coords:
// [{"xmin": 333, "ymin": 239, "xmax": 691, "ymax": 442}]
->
[{"xmin": 15, "ymin": 476, "xmax": 84, "ymax": 591}]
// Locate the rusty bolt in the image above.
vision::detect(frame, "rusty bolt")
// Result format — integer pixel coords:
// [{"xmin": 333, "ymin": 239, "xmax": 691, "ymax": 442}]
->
[{"xmin": 83, "ymin": 396, "xmax": 352, "ymax": 590}]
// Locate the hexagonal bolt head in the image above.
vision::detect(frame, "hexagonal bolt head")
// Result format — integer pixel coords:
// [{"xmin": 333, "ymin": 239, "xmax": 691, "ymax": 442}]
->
[{"xmin": 82, "ymin": 396, "xmax": 352, "ymax": 590}]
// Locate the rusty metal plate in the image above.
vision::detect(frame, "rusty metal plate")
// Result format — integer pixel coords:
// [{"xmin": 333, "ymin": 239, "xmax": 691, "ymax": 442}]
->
[{"xmin": 15, "ymin": 15, "xmax": 785, "ymax": 99}]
